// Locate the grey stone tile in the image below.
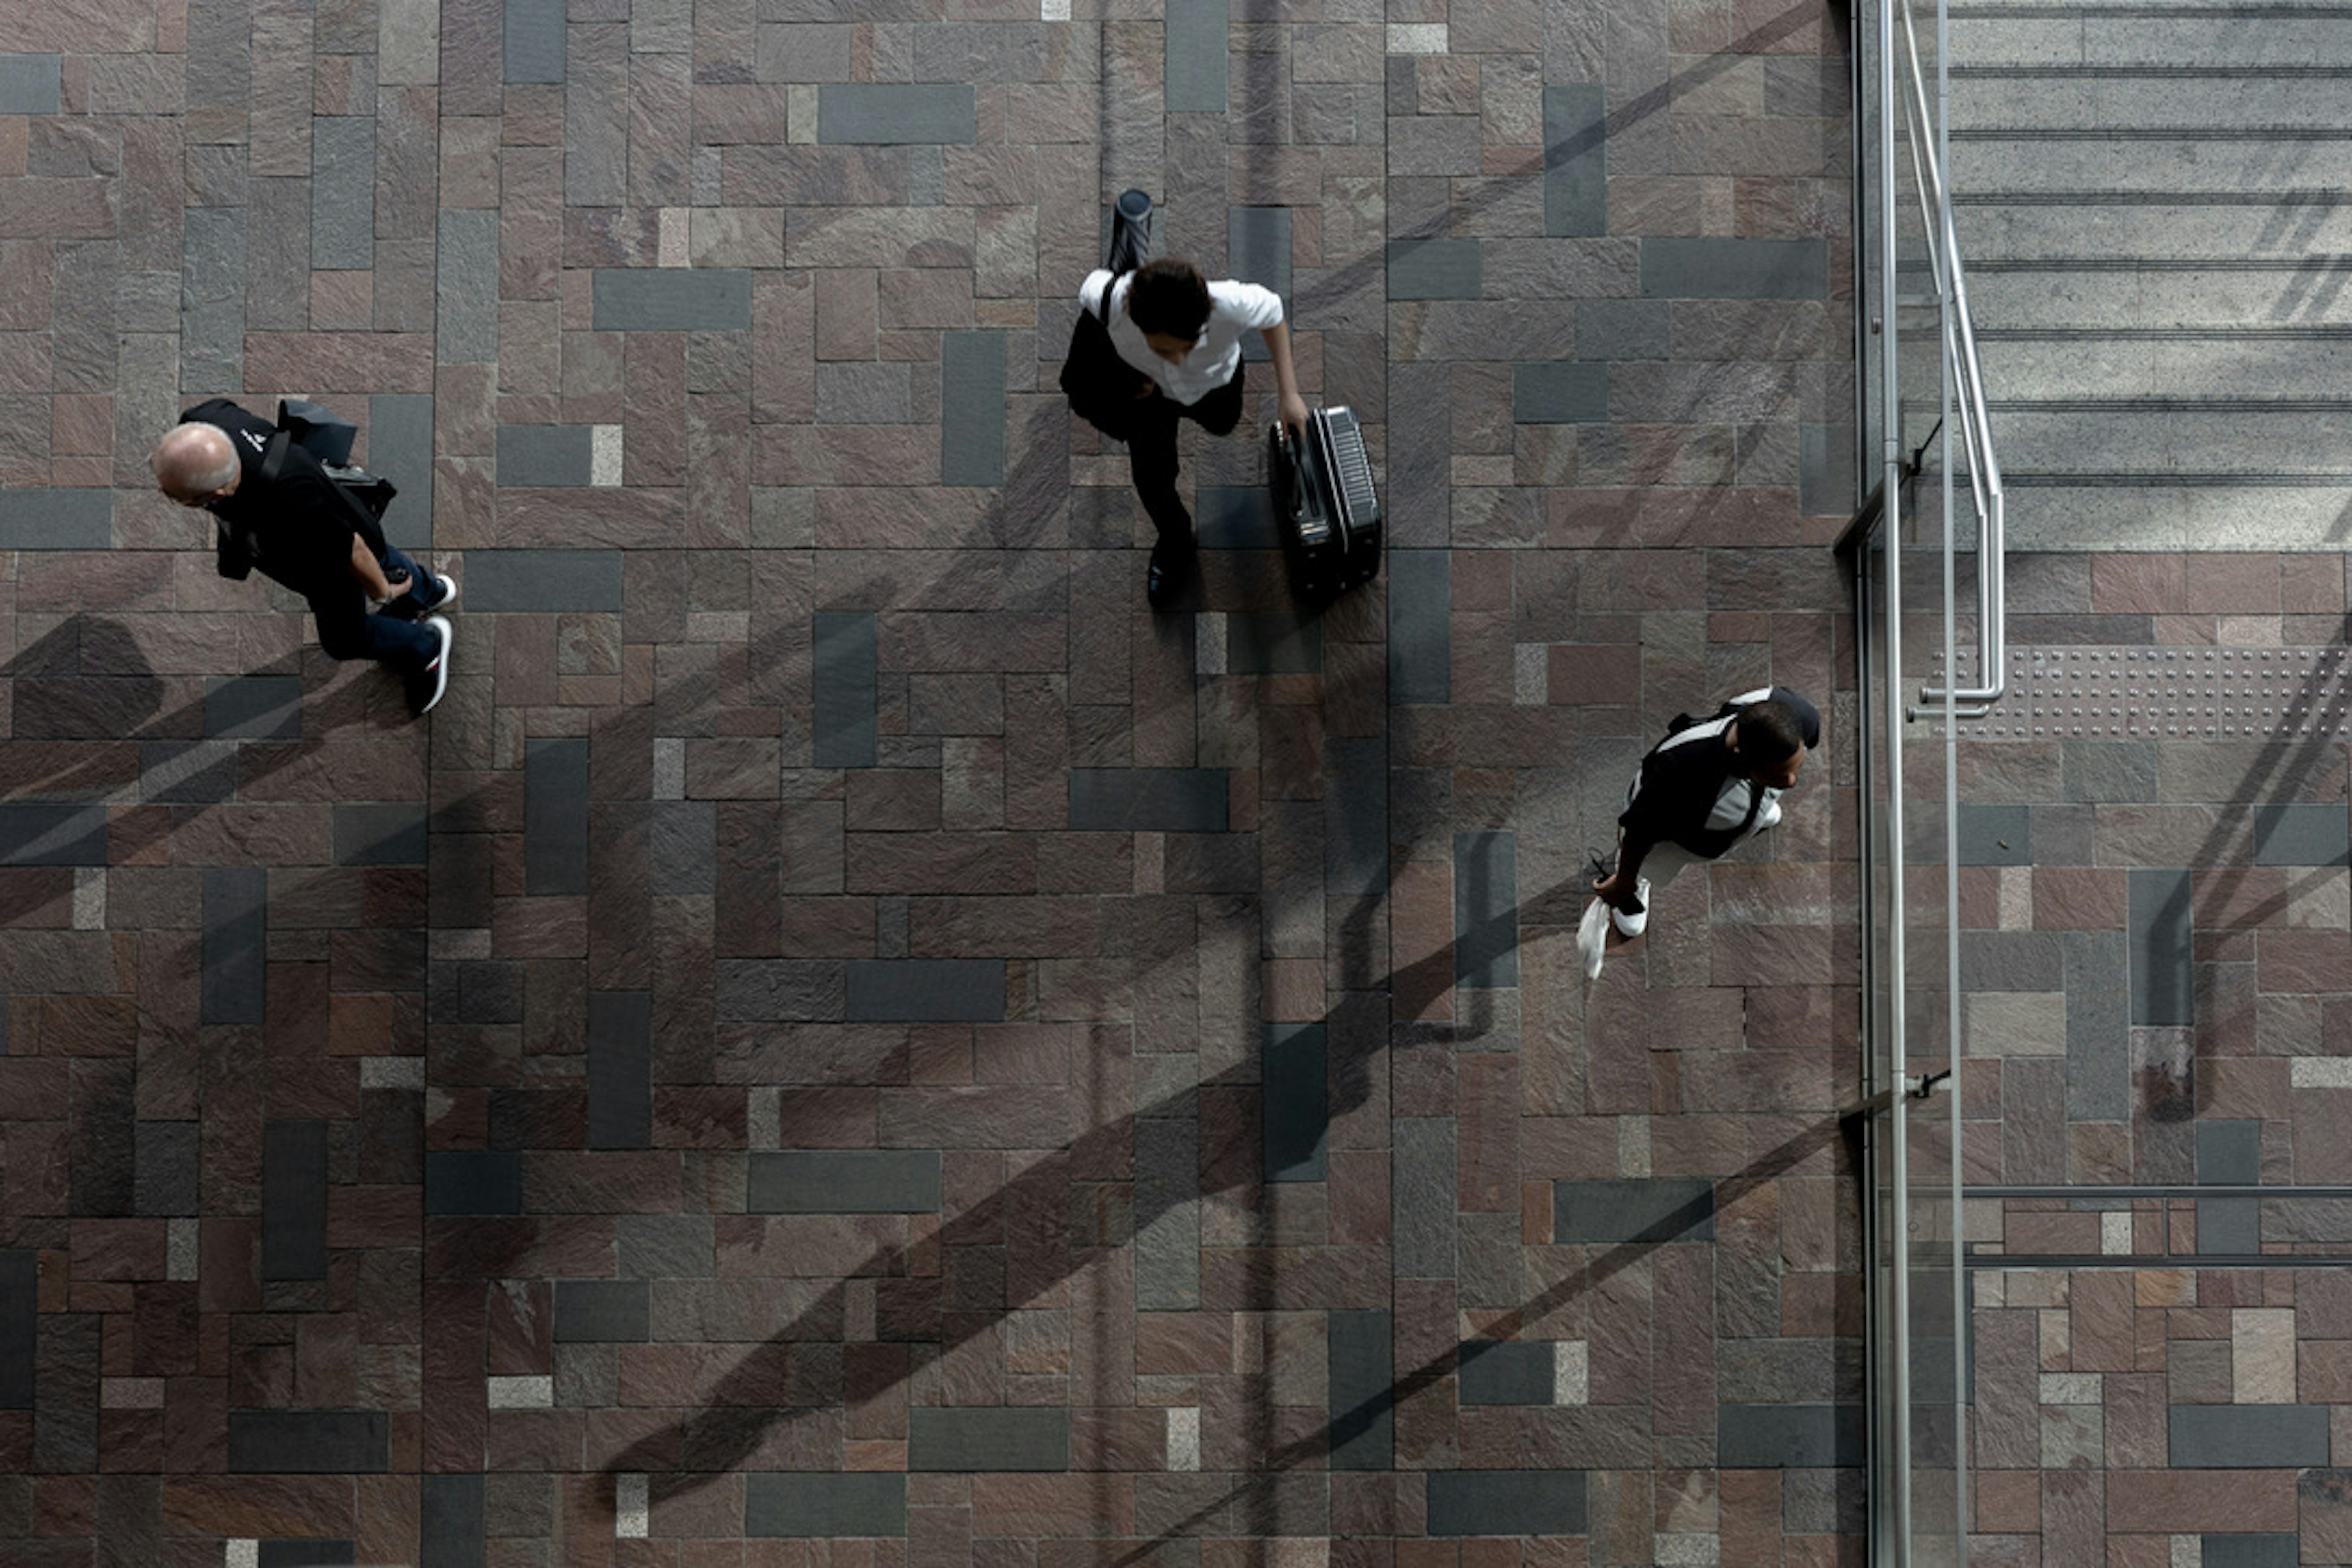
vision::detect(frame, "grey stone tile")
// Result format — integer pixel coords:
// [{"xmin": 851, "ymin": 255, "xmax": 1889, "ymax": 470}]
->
[
  {"xmin": 1197, "ymin": 485, "xmax": 1278, "ymax": 549},
  {"xmin": 617, "ymin": 1215, "xmax": 714, "ymax": 1278},
  {"xmin": 591, "ymin": 270, "xmax": 753, "ymax": 331},
  {"xmin": 1228, "ymin": 208, "xmax": 1291, "ymax": 362},
  {"xmin": 1717, "ymin": 1404, "xmax": 1864, "ymax": 1468},
  {"xmin": 1394, "ymin": 1117, "xmax": 1457, "ymax": 1278},
  {"xmin": 714, "ymin": 960, "xmax": 848, "ymax": 1022},
  {"xmin": 813, "ymin": 610, "xmax": 880, "ymax": 768},
  {"xmin": 940, "ymin": 331, "xmax": 1006, "ymax": 487},
  {"xmin": 368, "ymin": 394, "xmax": 435, "ymax": 552},
  {"xmin": 2129, "ymin": 868, "xmax": 2192, "ymax": 1027},
  {"xmin": 1641, "ymin": 238, "xmax": 1828, "ymax": 301},
  {"xmin": 135, "ymin": 1122, "xmax": 199, "ymax": 1217},
  {"xmin": 203, "ymin": 867, "xmax": 266, "ymax": 1026},
  {"xmin": 505, "ymin": 0, "xmax": 565, "ymax": 82},
  {"xmin": 748, "ymin": 1151, "xmax": 943, "ymax": 1213},
  {"xmin": 0, "ymin": 804, "xmax": 109, "ymax": 866},
  {"xmin": 1165, "ymin": 0, "xmax": 1227, "ymax": 114},
  {"xmin": 1959, "ymin": 930, "xmax": 2065, "ymax": 992},
  {"xmin": 1454, "ymin": 830, "xmax": 1518, "ymax": 988},
  {"xmin": 526, "ymin": 738, "xmax": 590, "ymax": 897},
  {"xmin": 334, "ymin": 803, "xmax": 429, "ymax": 867},
  {"xmin": 0, "ymin": 488, "xmax": 113, "ymax": 550},
  {"xmin": 2253, "ymin": 802, "xmax": 2350, "ymax": 866},
  {"xmin": 2203, "ymin": 1536, "xmax": 2299, "ymax": 1568},
  {"xmin": 1069, "ymin": 769, "xmax": 1229, "ymax": 833},
  {"xmin": 205, "ymin": 674, "xmax": 301, "ymax": 739},
  {"xmin": 908, "ymin": 1407, "xmax": 1070, "ymax": 1471},
  {"xmin": 1389, "ymin": 551, "xmax": 1451, "ymax": 704},
  {"xmin": 1327, "ymin": 1310, "xmax": 1392, "ymax": 1471},
  {"xmin": 1227, "ymin": 612, "xmax": 1322, "ymax": 676},
  {"xmin": 2066, "ymin": 930, "xmax": 2129, "ymax": 1121},
  {"xmin": 0, "ymin": 55, "xmax": 62, "ymax": 115},
  {"xmin": 815, "ymin": 363, "xmax": 914, "ymax": 425},
  {"xmin": 650, "ymin": 802, "xmax": 715, "ymax": 895},
  {"xmin": 1458, "ymin": 1340, "xmax": 1555, "ymax": 1405},
  {"xmin": 311, "ymin": 116, "xmax": 375, "ymax": 271},
  {"xmin": 419, "ymin": 1474, "xmax": 486, "ymax": 1568},
  {"xmin": 1326, "ymin": 737, "xmax": 1386, "ymax": 899},
  {"xmin": 1544, "ymin": 84, "xmax": 1606, "ymax": 238},
  {"xmin": 2060, "ymin": 741, "xmax": 2158, "ymax": 805},
  {"xmin": 227, "ymin": 1411, "xmax": 390, "ymax": 1473},
  {"xmin": 461, "ymin": 550, "xmax": 623, "ymax": 612},
  {"xmin": 423, "ymin": 1151, "xmax": 522, "ymax": 1216},
  {"xmin": 1427, "ymin": 1471, "xmax": 1587, "ymax": 1536},
  {"xmin": 1576, "ymin": 300, "xmax": 1669, "ymax": 361},
  {"xmin": 0, "ymin": 1250, "xmax": 35, "ymax": 1409},
  {"xmin": 843, "ymin": 960, "xmax": 1007, "ymax": 1022},
  {"xmin": 261, "ymin": 1120, "xmax": 329, "ymax": 1282},
  {"xmin": 1513, "ymin": 363, "xmax": 1608, "ymax": 424},
  {"xmin": 1552, "ymin": 1178, "xmax": 1716, "ymax": 1244},
  {"xmin": 1135, "ymin": 1115, "xmax": 1200, "ymax": 1311},
  {"xmin": 1388, "ymin": 239, "xmax": 1482, "ymax": 301},
  {"xmin": 817, "ymin": 85, "xmax": 978, "ymax": 144},
  {"xmin": 2169, "ymin": 1405, "xmax": 2328, "ymax": 1468},
  {"xmin": 1957, "ymin": 803, "xmax": 2032, "ymax": 865},
  {"xmin": 496, "ymin": 425, "xmax": 595, "ymax": 488},
  {"xmin": 257, "ymin": 1541, "xmax": 354, "ymax": 1568},
  {"xmin": 1799, "ymin": 421, "xmax": 1857, "ymax": 516},
  {"xmin": 745, "ymin": 1474, "xmax": 908, "ymax": 1538},
  {"xmin": 587, "ymin": 992, "xmax": 653, "ymax": 1151},
  {"xmin": 554, "ymin": 1280, "xmax": 650, "ymax": 1343},
  {"xmin": 181, "ymin": 206, "xmax": 247, "ymax": 393},
  {"xmin": 1387, "ymin": 363, "xmax": 1449, "ymax": 541},
  {"xmin": 1263, "ymin": 1022, "xmax": 1327, "ymax": 1183},
  {"xmin": 2196, "ymin": 1119, "xmax": 2261, "ymax": 1253},
  {"xmin": 436, "ymin": 209, "xmax": 497, "ymax": 366},
  {"xmin": 141, "ymin": 743, "xmax": 233, "ymax": 803}
]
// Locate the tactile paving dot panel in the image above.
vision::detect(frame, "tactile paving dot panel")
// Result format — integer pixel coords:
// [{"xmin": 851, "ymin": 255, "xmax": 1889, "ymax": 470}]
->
[{"xmin": 1924, "ymin": 647, "xmax": 2352, "ymax": 742}]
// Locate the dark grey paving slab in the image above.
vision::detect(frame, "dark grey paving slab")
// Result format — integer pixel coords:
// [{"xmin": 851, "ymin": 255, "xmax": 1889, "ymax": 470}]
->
[
  {"xmin": 504, "ymin": 0, "xmax": 565, "ymax": 82},
  {"xmin": 0, "ymin": 55, "xmax": 62, "ymax": 115},
  {"xmin": 1956, "ymin": 803, "xmax": 2032, "ymax": 866},
  {"xmin": 1164, "ymin": 0, "xmax": 1227, "ymax": 113},
  {"xmin": 1577, "ymin": 301, "xmax": 1668, "ymax": 361},
  {"xmin": 311, "ymin": 116, "xmax": 375, "ymax": 271},
  {"xmin": 1643, "ymin": 238, "xmax": 1827, "ymax": 300},
  {"xmin": 1327, "ymin": 1309, "xmax": 1392, "ymax": 1471},
  {"xmin": 813, "ymin": 610, "xmax": 880, "ymax": 769},
  {"xmin": 587, "ymin": 992, "xmax": 653, "ymax": 1151},
  {"xmin": 2252, "ymin": 802, "xmax": 2350, "ymax": 865},
  {"xmin": 202, "ymin": 867, "xmax": 267, "ymax": 1026},
  {"xmin": 227, "ymin": 1411, "xmax": 390, "ymax": 1473},
  {"xmin": 748, "ymin": 1151, "xmax": 944, "ymax": 1213},
  {"xmin": 2060, "ymin": 741, "xmax": 2158, "ymax": 805},
  {"xmin": 143, "ymin": 740, "xmax": 238, "ymax": 805},
  {"xmin": 1135, "ymin": 1115, "xmax": 1201, "ymax": 1311},
  {"xmin": 0, "ymin": 804, "xmax": 108, "ymax": 866},
  {"xmin": 181, "ymin": 206, "xmax": 248, "ymax": 393},
  {"xmin": 745, "ymin": 1474, "xmax": 908, "ymax": 1538},
  {"xmin": 135, "ymin": 1123, "xmax": 199, "ymax": 1217},
  {"xmin": 1388, "ymin": 551, "xmax": 1450, "ymax": 705},
  {"xmin": 1228, "ymin": 208, "xmax": 1291, "ymax": 362},
  {"xmin": 2065, "ymin": 930, "xmax": 2128, "ymax": 1122},
  {"xmin": 650, "ymin": 802, "xmax": 715, "ymax": 895},
  {"xmin": 2203, "ymin": 1536, "xmax": 2299, "ymax": 1568},
  {"xmin": 1326, "ymin": 737, "xmax": 1387, "ymax": 899},
  {"xmin": 1069, "ymin": 769, "xmax": 1230, "ymax": 832},
  {"xmin": 1426, "ymin": 1471, "xmax": 1587, "ymax": 1536},
  {"xmin": 1227, "ymin": 612, "xmax": 1322, "ymax": 676},
  {"xmin": 437, "ymin": 210, "xmax": 498, "ymax": 365},
  {"xmin": 1513, "ymin": 363, "xmax": 1608, "ymax": 424},
  {"xmin": 1553, "ymin": 1178, "xmax": 1716, "ymax": 1244},
  {"xmin": 1387, "ymin": 239, "xmax": 1482, "ymax": 301},
  {"xmin": 461, "ymin": 549, "xmax": 622, "ymax": 612},
  {"xmin": 260, "ymin": 1121, "xmax": 329, "ymax": 1282},
  {"xmin": 1959, "ymin": 930, "xmax": 2065, "ymax": 992},
  {"xmin": 817, "ymin": 85, "xmax": 978, "ymax": 144},
  {"xmin": 908, "ymin": 1408, "xmax": 1071, "ymax": 1471},
  {"xmin": 2129, "ymin": 867, "xmax": 2192, "ymax": 1027},
  {"xmin": 1393, "ymin": 1117, "xmax": 1457, "ymax": 1279},
  {"xmin": 1800, "ymin": 421, "xmax": 1857, "ymax": 518},
  {"xmin": 1458, "ymin": 1339, "xmax": 1554, "ymax": 1405},
  {"xmin": 714, "ymin": 960, "xmax": 848, "ymax": 1022},
  {"xmin": 591, "ymin": 270, "xmax": 753, "ymax": 331},
  {"xmin": 0, "ymin": 1250, "xmax": 32, "ymax": 1409},
  {"xmin": 1196, "ymin": 486, "xmax": 1278, "ymax": 549},
  {"xmin": 2197, "ymin": 1121, "xmax": 2262, "ymax": 1253},
  {"xmin": 554, "ymin": 1280, "xmax": 650, "ymax": 1343},
  {"xmin": 205, "ymin": 674, "xmax": 301, "ymax": 740},
  {"xmin": 525, "ymin": 738, "xmax": 590, "ymax": 897},
  {"xmin": 1263, "ymin": 1022, "xmax": 1327, "ymax": 1184},
  {"xmin": 368, "ymin": 394, "xmax": 435, "ymax": 551},
  {"xmin": 844, "ymin": 959, "xmax": 1006, "ymax": 1022},
  {"xmin": 1544, "ymin": 84, "xmax": 1607, "ymax": 238},
  {"xmin": 2169, "ymin": 1405, "xmax": 2329, "ymax": 1468},
  {"xmin": 1454, "ymin": 830, "xmax": 1518, "ymax": 988},
  {"xmin": 258, "ymin": 1541, "xmax": 356, "ymax": 1568},
  {"xmin": 940, "ymin": 331, "xmax": 1006, "ymax": 487},
  {"xmin": 0, "ymin": 488, "xmax": 113, "ymax": 550},
  {"xmin": 334, "ymin": 803, "xmax": 429, "ymax": 867},
  {"xmin": 496, "ymin": 425, "xmax": 595, "ymax": 489},
  {"xmin": 1717, "ymin": 1403, "xmax": 1864, "ymax": 1468},
  {"xmin": 423, "ymin": 1151, "xmax": 522, "ymax": 1216}
]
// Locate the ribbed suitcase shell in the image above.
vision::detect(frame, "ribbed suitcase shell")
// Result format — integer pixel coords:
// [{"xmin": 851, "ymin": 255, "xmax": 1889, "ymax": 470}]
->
[{"xmin": 1268, "ymin": 405, "xmax": 1382, "ymax": 605}]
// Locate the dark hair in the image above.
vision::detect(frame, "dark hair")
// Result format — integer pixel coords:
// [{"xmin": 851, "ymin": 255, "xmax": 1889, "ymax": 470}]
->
[
  {"xmin": 1128, "ymin": 258, "xmax": 1210, "ymax": 342},
  {"xmin": 1735, "ymin": 699, "xmax": 1807, "ymax": 765}
]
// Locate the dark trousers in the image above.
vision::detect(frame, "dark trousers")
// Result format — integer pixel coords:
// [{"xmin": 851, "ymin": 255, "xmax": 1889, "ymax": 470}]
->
[
  {"xmin": 1125, "ymin": 361, "xmax": 1246, "ymax": 546},
  {"xmin": 304, "ymin": 543, "xmax": 440, "ymax": 670}
]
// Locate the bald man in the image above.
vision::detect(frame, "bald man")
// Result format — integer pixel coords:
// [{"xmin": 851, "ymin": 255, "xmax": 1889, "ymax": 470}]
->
[{"xmin": 154, "ymin": 399, "xmax": 456, "ymax": 716}]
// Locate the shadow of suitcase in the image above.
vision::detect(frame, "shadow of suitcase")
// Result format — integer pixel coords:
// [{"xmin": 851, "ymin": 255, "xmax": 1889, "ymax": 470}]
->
[{"xmin": 1268, "ymin": 405, "xmax": 1382, "ymax": 605}]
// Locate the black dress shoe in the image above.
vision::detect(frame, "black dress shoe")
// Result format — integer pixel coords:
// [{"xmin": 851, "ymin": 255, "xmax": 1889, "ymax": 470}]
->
[{"xmin": 1146, "ymin": 541, "xmax": 1194, "ymax": 609}]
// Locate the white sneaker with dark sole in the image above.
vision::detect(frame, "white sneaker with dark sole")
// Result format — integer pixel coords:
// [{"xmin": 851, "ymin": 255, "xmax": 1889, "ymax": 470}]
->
[
  {"xmin": 407, "ymin": 616, "xmax": 452, "ymax": 716},
  {"xmin": 1610, "ymin": 876, "xmax": 1652, "ymax": 939}
]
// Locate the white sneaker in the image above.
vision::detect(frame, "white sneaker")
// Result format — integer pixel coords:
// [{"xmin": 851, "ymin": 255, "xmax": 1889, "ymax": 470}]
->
[
  {"xmin": 1610, "ymin": 878, "xmax": 1651, "ymax": 940},
  {"xmin": 1577, "ymin": 898, "xmax": 1610, "ymax": 981},
  {"xmin": 1755, "ymin": 792, "xmax": 1782, "ymax": 832}
]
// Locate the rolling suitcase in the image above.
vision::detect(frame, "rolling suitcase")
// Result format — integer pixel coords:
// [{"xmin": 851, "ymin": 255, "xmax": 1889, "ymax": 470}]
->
[{"xmin": 1268, "ymin": 404, "xmax": 1382, "ymax": 605}]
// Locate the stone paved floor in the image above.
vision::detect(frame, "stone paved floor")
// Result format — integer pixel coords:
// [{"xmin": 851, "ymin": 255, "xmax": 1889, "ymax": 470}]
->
[{"xmin": 0, "ymin": 0, "xmax": 1870, "ymax": 1562}]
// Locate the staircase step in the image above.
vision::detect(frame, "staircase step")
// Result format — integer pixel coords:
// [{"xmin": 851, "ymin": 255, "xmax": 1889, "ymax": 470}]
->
[
  {"xmin": 1949, "ymin": 72, "xmax": 2352, "ymax": 132},
  {"xmin": 1974, "ymin": 333, "xmax": 2352, "ymax": 398},
  {"xmin": 1947, "ymin": 138, "xmax": 2352, "ymax": 195},
  {"xmin": 1935, "ymin": 481, "xmax": 2352, "ymax": 551},
  {"xmin": 1954, "ymin": 200, "xmax": 2352, "ymax": 261},
  {"xmin": 1948, "ymin": 10, "xmax": 2352, "ymax": 67},
  {"xmin": 1964, "ymin": 263, "xmax": 2352, "ymax": 329},
  {"xmin": 1966, "ymin": 403, "xmax": 2352, "ymax": 476}
]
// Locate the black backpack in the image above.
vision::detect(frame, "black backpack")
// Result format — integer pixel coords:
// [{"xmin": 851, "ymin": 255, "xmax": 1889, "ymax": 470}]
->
[{"xmin": 215, "ymin": 400, "xmax": 398, "ymax": 581}]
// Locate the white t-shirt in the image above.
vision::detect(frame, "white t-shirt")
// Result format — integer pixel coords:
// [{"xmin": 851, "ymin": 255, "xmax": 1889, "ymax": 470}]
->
[{"xmin": 1078, "ymin": 270, "xmax": 1285, "ymax": 407}]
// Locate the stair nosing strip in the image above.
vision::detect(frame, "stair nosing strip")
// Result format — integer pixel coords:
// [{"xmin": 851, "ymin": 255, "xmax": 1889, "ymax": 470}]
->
[
  {"xmin": 1956, "ymin": 190, "xmax": 2352, "ymax": 205},
  {"xmin": 1970, "ymin": 257, "xmax": 2352, "ymax": 271}
]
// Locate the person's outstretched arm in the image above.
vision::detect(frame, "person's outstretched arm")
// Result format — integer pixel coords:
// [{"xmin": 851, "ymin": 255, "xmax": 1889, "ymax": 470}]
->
[{"xmin": 1260, "ymin": 319, "xmax": 1310, "ymax": 435}]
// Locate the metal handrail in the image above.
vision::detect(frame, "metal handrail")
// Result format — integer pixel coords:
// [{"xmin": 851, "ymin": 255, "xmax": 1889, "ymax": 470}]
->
[{"xmin": 1894, "ymin": 0, "xmax": 2007, "ymax": 715}]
